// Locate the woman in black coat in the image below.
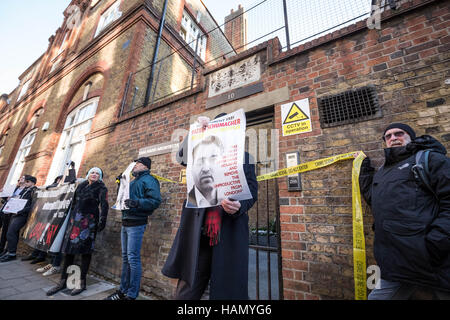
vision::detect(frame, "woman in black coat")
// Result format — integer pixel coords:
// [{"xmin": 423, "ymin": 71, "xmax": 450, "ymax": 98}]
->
[{"xmin": 46, "ymin": 167, "xmax": 108, "ymax": 296}]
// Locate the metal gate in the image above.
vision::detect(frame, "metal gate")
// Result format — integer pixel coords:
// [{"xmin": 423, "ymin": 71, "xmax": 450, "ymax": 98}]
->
[{"xmin": 246, "ymin": 108, "xmax": 283, "ymax": 300}]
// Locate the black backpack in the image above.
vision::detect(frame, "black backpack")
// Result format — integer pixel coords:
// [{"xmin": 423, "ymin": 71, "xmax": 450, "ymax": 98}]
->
[{"xmin": 411, "ymin": 149, "xmax": 438, "ymax": 200}]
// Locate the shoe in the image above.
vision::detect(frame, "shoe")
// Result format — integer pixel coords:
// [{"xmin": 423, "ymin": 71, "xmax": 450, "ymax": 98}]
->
[
  {"xmin": 36, "ymin": 264, "xmax": 53, "ymax": 273},
  {"xmin": 43, "ymin": 266, "xmax": 61, "ymax": 276},
  {"xmin": 0, "ymin": 250, "xmax": 8, "ymax": 258},
  {"xmin": 30, "ymin": 257, "xmax": 46, "ymax": 264},
  {"xmin": 70, "ymin": 280, "xmax": 86, "ymax": 296},
  {"xmin": 0, "ymin": 254, "xmax": 16, "ymax": 262},
  {"xmin": 123, "ymin": 296, "xmax": 136, "ymax": 300},
  {"xmin": 21, "ymin": 254, "xmax": 36, "ymax": 261},
  {"xmin": 104, "ymin": 290, "xmax": 126, "ymax": 300},
  {"xmin": 46, "ymin": 279, "xmax": 67, "ymax": 296}
]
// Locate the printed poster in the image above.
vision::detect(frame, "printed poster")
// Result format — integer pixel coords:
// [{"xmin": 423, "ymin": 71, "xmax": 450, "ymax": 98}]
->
[
  {"xmin": 186, "ymin": 109, "xmax": 252, "ymax": 208},
  {"xmin": 22, "ymin": 182, "xmax": 77, "ymax": 252}
]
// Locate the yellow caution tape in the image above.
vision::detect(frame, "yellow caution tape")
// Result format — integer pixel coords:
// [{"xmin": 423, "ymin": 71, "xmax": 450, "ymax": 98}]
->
[
  {"xmin": 152, "ymin": 150, "xmax": 368, "ymax": 300},
  {"xmin": 256, "ymin": 151, "xmax": 358, "ymax": 181},
  {"xmin": 150, "ymin": 173, "xmax": 179, "ymax": 184},
  {"xmin": 352, "ymin": 152, "xmax": 367, "ymax": 300}
]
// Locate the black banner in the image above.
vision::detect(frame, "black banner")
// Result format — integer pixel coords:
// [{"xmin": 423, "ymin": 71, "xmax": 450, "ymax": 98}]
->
[{"xmin": 22, "ymin": 182, "xmax": 78, "ymax": 251}]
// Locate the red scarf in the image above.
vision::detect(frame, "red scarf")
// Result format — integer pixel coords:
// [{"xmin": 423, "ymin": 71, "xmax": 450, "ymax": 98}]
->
[{"xmin": 204, "ymin": 206, "xmax": 221, "ymax": 246}]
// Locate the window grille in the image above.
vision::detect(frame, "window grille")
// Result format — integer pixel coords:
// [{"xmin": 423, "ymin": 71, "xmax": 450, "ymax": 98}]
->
[{"xmin": 317, "ymin": 85, "xmax": 381, "ymax": 128}]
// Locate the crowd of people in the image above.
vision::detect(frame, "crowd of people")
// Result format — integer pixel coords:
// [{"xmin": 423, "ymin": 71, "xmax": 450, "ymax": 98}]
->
[{"xmin": 0, "ymin": 118, "xmax": 448, "ymax": 300}]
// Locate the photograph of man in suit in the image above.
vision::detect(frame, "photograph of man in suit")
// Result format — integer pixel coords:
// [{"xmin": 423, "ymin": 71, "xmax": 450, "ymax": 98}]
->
[{"xmin": 187, "ymin": 135, "xmax": 224, "ymax": 208}]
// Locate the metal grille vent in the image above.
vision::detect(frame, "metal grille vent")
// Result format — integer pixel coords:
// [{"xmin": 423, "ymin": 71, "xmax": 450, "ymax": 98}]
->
[{"xmin": 317, "ymin": 85, "xmax": 381, "ymax": 128}]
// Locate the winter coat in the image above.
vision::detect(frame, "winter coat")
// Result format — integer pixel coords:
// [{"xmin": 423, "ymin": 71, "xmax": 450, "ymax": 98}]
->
[
  {"xmin": 359, "ymin": 135, "xmax": 450, "ymax": 291},
  {"xmin": 162, "ymin": 152, "xmax": 258, "ymax": 299},
  {"xmin": 62, "ymin": 180, "xmax": 108, "ymax": 255},
  {"xmin": 121, "ymin": 170, "xmax": 161, "ymax": 221}
]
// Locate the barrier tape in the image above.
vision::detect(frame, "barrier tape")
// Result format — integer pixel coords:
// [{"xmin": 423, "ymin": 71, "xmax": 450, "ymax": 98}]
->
[{"xmin": 151, "ymin": 150, "xmax": 368, "ymax": 300}]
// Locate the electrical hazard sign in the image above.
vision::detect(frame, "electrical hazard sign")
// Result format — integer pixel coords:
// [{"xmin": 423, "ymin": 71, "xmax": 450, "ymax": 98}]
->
[{"xmin": 281, "ymin": 98, "xmax": 312, "ymax": 136}]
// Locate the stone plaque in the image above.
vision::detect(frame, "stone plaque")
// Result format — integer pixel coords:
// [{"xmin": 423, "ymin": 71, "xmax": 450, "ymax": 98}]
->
[{"xmin": 208, "ymin": 54, "xmax": 261, "ymax": 98}]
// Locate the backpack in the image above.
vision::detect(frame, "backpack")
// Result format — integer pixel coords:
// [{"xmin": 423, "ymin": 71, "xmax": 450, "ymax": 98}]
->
[{"xmin": 411, "ymin": 149, "xmax": 438, "ymax": 200}]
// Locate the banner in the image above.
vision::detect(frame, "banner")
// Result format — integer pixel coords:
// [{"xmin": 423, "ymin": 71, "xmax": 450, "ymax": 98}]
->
[
  {"xmin": 22, "ymin": 182, "xmax": 78, "ymax": 252},
  {"xmin": 186, "ymin": 109, "xmax": 252, "ymax": 208}
]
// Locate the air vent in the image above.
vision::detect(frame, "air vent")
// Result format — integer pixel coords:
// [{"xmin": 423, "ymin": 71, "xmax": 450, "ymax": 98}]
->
[{"xmin": 317, "ymin": 85, "xmax": 381, "ymax": 128}]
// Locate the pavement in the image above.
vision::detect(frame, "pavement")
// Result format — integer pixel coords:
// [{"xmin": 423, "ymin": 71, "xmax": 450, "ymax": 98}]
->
[{"xmin": 0, "ymin": 256, "xmax": 152, "ymax": 300}]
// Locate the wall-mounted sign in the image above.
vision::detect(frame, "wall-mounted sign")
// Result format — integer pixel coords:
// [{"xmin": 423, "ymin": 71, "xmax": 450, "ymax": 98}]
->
[
  {"xmin": 281, "ymin": 98, "xmax": 312, "ymax": 136},
  {"xmin": 208, "ymin": 54, "xmax": 261, "ymax": 98},
  {"xmin": 138, "ymin": 141, "xmax": 180, "ymax": 157}
]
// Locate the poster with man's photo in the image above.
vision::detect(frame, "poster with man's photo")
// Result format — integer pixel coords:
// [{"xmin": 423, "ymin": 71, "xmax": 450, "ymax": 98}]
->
[
  {"xmin": 22, "ymin": 182, "xmax": 77, "ymax": 251},
  {"xmin": 186, "ymin": 109, "xmax": 253, "ymax": 208}
]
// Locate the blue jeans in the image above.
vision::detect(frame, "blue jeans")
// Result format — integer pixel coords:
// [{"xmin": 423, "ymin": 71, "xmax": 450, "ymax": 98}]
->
[{"xmin": 120, "ymin": 225, "xmax": 146, "ymax": 299}]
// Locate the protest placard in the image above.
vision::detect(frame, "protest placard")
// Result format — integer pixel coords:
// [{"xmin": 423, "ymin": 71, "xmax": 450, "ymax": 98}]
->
[
  {"xmin": 186, "ymin": 109, "xmax": 252, "ymax": 208},
  {"xmin": 22, "ymin": 182, "xmax": 77, "ymax": 251}
]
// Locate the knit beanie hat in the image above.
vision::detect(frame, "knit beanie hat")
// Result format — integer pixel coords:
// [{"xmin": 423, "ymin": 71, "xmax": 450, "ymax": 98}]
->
[{"xmin": 382, "ymin": 123, "xmax": 416, "ymax": 141}]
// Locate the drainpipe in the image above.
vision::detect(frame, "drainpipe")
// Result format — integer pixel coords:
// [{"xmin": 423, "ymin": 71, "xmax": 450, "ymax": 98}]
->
[{"xmin": 144, "ymin": 0, "xmax": 169, "ymax": 107}]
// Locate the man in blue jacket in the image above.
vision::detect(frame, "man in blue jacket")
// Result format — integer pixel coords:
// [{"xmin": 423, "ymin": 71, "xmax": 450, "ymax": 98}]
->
[{"xmin": 105, "ymin": 157, "xmax": 161, "ymax": 300}]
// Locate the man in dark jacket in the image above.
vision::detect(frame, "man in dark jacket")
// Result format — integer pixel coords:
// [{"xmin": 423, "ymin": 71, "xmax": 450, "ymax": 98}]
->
[
  {"xmin": 0, "ymin": 175, "xmax": 37, "ymax": 262},
  {"xmin": 162, "ymin": 114, "xmax": 258, "ymax": 300},
  {"xmin": 359, "ymin": 123, "xmax": 450, "ymax": 299},
  {"xmin": 105, "ymin": 157, "xmax": 162, "ymax": 300}
]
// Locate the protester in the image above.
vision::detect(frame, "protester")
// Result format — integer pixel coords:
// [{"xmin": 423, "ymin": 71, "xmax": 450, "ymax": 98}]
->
[
  {"xmin": 0, "ymin": 176, "xmax": 26, "ymax": 256},
  {"xmin": 0, "ymin": 175, "xmax": 37, "ymax": 262},
  {"xmin": 162, "ymin": 113, "xmax": 258, "ymax": 300},
  {"xmin": 104, "ymin": 157, "xmax": 161, "ymax": 300},
  {"xmin": 359, "ymin": 123, "xmax": 450, "ymax": 300},
  {"xmin": 46, "ymin": 168, "xmax": 108, "ymax": 296}
]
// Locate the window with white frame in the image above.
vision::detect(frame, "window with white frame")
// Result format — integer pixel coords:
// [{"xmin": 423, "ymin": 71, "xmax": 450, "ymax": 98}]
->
[
  {"xmin": 18, "ymin": 80, "xmax": 30, "ymax": 100},
  {"xmin": 45, "ymin": 97, "xmax": 99, "ymax": 185},
  {"xmin": 94, "ymin": 1, "xmax": 122, "ymax": 37},
  {"xmin": 4, "ymin": 129, "xmax": 37, "ymax": 186},
  {"xmin": 180, "ymin": 10, "xmax": 207, "ymax": 61}
]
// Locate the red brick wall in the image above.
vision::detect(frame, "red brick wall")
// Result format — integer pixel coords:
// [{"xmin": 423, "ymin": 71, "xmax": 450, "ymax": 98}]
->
[{"xmin": 93, "ymin": 0, "xmax": 450, "ymax": 299}]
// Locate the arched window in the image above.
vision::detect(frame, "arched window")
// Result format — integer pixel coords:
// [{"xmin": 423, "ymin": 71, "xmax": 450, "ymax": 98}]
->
[
  {"xmin": 5, "ymin": 129, "xmax": 38, "ymax": 186},
  {"xmin": 45, "ymin": 97, "xmax": 99, "ymax": 184}
]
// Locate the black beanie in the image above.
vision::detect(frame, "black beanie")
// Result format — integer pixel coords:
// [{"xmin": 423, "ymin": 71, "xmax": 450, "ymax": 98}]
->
[
  {"xmin": 382, "ymin": 123, "xmax": 416, "ymax": 141},
  {"xmin": 134, "ymin": 157, "xmax": 151, "ymax": 170}
]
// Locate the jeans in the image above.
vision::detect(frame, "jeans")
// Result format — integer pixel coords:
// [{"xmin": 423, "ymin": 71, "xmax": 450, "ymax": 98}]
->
[
  {"xmin": 369, "ymin": 278, "xmax": 450, "ymax": 300},
  {"xmin": 120, "ymin": 224, "xmax": 146, "ymax": 299}
]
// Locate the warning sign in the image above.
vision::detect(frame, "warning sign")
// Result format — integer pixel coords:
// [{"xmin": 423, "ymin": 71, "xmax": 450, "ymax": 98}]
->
[
  {"xmin": 281, "ymin": 98, "xmax": 312, "ymax": 136},
  {"xmin": 283, "ymin": 103, "xmax": 309, "ymax": 124}
]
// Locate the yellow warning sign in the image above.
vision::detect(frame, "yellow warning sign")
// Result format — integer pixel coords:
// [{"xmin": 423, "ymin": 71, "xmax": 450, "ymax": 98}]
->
[
  {"xmin": 281, "ymin": 98, "xmax": 312, "ymax": 136},
  {"xmin": 283, "ymin": 103, "xmax": 309, "ymax": 124}
]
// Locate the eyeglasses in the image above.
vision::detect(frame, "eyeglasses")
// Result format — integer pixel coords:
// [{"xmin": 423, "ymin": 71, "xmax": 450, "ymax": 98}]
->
[{"xmin": 384, "ymin": 131, "xmax": 405, "ymax": 140}]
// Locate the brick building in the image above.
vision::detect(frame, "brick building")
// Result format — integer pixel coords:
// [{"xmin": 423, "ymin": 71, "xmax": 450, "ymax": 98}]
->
[{"xmin": 1, "ymin": 0, "xmax": 449, "ymax": 300}]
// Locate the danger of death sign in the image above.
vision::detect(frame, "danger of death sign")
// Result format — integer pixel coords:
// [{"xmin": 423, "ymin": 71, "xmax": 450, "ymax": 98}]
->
[{"xmin": 281, "ymin": 98, "xmax": 312, "ymax": 136}]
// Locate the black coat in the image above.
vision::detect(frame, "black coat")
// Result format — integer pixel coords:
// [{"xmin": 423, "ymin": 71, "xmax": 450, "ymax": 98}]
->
[
  {"xmin": 62, "ymin": 180, "xmax": 108, "ymax": 255},
  {"xmin": 359, "ymin": 135, "xmax": 450, "ymax": 291},
  {"xmin": 162, "ymin": 152, "xmax": 258, "ymax": 299}
]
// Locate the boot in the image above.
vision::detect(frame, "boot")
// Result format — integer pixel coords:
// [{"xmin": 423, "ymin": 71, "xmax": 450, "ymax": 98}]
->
[
  {"xmin": 70, "ymin": 279, "xmax": 86, "ymax": 296},
  {"xmin": 46, "ymin": 279, "xmax": 67, "ymax": 296}
]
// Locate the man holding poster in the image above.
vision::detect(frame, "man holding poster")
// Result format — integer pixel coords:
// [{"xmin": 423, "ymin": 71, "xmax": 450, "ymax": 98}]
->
[{"xmin": 162, "ymin": 110, "xmax": 258, "ymax": 300}]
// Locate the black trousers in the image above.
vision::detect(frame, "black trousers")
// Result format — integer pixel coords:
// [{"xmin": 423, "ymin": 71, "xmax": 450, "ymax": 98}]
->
[
  {"xmin": 175, "ymin": 235, "xmax": 212, "ymax": 300},
  {"xmin": 60, "ymin": 253, "xmax": 92, "ymax": 281},
  {"xmin": 0, "ymin": 214, "xmax": 11, "ymax": 252},
  {"xmin": 6, "ymin": 214, "xmax": 28, "ymax": 254}
]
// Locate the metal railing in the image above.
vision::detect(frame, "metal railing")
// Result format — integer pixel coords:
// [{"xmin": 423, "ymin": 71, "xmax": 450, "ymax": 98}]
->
[{"xmin": 119, "ymin": 0, "xmax": 402, "ymax": 116}]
